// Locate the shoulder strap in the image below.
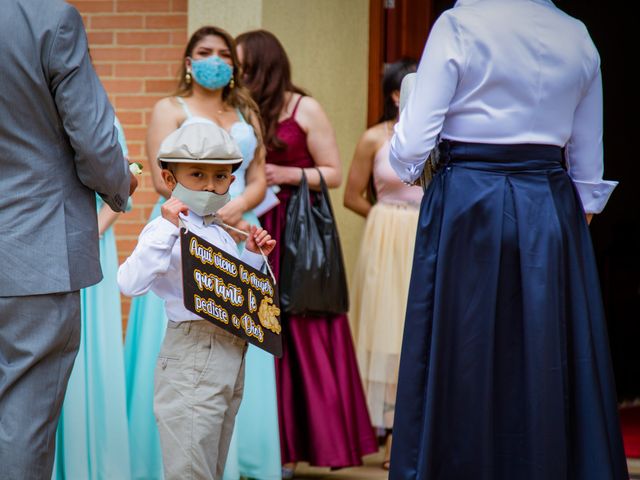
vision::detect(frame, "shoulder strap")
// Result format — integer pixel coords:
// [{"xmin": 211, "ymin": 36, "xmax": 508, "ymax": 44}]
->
[
  {"xmin": 290, "ymin": 95, "xmax": 304, "ymax": 119},
  {"xmin": 175, "ymin": 97, "xmax": 192, "ymax": 118},
  {"xmin": 235, "ymin": 108, "xmax": 248, "ymax": 124}
]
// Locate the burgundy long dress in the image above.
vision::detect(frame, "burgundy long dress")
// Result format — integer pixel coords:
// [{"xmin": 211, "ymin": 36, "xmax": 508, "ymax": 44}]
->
[{"xmin": 260, "ymin": 97, "xmax": 378, "ymax": 468}]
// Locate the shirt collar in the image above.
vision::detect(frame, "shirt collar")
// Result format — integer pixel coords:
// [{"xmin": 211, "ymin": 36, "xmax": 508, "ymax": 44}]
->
[{"xmin": 179, "ymin": 210, "xmax": 206, "ymax": 227}]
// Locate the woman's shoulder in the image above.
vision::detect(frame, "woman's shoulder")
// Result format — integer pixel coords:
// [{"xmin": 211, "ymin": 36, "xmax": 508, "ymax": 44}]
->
[
  {"xmin": 295, "ymin": 94, "xmax": 322, "ymax": 115},
  {"xmin": 359, "ymin": 122, "xmax": 389, "ymax": 152},
  {"xmin": 153, "ymin": 96, "xmax": 187, "ymax": 114},
  {"xmin": 292, "ymin": 94, "xmax": 330, "ymax": 132},
  {"xmin": 149, "ymin": 96, "xmax": 189, "ymax": 128}
]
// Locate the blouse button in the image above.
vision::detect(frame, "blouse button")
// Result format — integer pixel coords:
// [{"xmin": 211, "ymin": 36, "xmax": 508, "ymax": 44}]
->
[{"xmin": 592, "ymin": 190, "xmax": 602, "ymax": 198}]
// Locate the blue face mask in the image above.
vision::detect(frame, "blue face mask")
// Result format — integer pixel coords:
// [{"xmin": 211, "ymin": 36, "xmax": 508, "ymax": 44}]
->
[{"xmin": 190, "ymin": 56, "xmax": 233, "ymax": 91}]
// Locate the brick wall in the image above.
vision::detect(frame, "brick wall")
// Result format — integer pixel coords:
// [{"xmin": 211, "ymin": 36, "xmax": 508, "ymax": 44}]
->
[{"xmin": 69, "ymin": 0, "xmax": 188, "ymax": 322}]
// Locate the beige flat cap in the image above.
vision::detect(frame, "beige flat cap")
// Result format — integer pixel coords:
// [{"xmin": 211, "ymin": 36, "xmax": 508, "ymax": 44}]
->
[{"xmin": 157, "ymin": 121, "xmax": 243, "ymax": 171}]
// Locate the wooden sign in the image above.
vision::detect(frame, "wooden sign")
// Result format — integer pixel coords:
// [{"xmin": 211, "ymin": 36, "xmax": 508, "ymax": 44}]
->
[{"xmin": 180, "ymin": 228, "xmax": 282, "ymax": 357}]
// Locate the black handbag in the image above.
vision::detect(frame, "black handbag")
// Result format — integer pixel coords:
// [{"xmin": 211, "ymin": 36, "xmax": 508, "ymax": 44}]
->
[{"xmin": 280, "ymin": 168, "xmax": 349, "ymax": 316}]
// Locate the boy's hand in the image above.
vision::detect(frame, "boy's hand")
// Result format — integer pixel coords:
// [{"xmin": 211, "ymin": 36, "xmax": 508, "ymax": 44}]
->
[
  {"xmin": 245, "ymin": 225, "xmax": 276, "ymax": 257},
  {"xmin": 161, "ymin": 197, "xmax": 189, "ymax": 227}
]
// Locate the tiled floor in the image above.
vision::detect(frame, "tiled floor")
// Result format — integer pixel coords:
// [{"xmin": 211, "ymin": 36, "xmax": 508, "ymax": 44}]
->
[{"xmin": 292, "ymin": 451, "xmax": 640, "ymax": 479}]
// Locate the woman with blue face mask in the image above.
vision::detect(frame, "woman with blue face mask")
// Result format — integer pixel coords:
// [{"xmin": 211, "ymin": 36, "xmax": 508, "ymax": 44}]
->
[{"xmin": 124, "ymin": 26, "xmax": 280, "ymax": 480}]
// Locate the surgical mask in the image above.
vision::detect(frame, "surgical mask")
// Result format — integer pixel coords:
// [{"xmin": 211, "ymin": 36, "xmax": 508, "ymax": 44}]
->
[
  {"xmin": 172, "ymin": 182, "xmax": 230, "ymax": 217},
  {"xmin": 190, "ymin": 56, "xmax": 233, "ymax": 91}
]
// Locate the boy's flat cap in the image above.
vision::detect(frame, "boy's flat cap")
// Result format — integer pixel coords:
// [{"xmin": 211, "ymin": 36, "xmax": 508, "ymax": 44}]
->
[{"xmin": 157, "ymin": 121, "xmax": 243, "ymax": 171}]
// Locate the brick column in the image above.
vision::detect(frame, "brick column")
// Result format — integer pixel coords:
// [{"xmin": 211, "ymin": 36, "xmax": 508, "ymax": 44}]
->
[{"xmin": 70, "ymin": 0, "xmax": 188, "ymax": 322}]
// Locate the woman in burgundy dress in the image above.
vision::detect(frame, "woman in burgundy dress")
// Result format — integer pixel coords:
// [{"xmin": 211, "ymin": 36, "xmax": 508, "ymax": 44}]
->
[{"xmin": 236, "ymin": 30, "xmax": 378, "ymax": 476}]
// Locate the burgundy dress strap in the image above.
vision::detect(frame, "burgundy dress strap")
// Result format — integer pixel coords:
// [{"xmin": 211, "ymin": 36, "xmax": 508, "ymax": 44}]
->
[{"xmin": 290, "ymin": 94, "xmax": 304, "ymax": 119}]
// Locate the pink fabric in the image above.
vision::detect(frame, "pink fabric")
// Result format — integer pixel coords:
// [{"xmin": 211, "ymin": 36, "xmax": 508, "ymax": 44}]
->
[{"xmin": 261, "ymin": 109, "xmax": 378, "ymax": 467}]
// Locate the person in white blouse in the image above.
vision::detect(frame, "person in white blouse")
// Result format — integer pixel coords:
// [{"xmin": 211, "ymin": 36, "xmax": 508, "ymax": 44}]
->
[
  {"xmin": 118, "ymin": 122, "xmax": 275, "ymax": 480},
  {"xmin": 388, "ymin": 1, "xmax": 629, "ymax": 479}
]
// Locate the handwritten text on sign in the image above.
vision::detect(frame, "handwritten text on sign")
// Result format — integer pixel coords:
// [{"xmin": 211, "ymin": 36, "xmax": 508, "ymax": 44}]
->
[{"xmin": 180, "ymin": 229, "xmax": 282, "ymax": 357}]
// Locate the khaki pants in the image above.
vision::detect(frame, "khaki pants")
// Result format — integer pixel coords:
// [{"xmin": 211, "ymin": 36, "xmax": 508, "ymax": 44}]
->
[{"xmin": 154, "ymin": 320, "xmax": 247, "ymax": 480}]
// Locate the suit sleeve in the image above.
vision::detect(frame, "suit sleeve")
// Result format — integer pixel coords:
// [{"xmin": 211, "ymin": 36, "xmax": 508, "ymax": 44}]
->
[{"xmin": 47, "ymin": 4, "xmax": 129, "ymax": 212}]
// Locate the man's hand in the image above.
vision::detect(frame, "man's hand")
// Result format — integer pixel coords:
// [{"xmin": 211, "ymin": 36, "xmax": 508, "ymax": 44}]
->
[
  {"xmin": 245, "ymin": 225, "xmax": 276, "ymax": 256},
  {"xmin": 129, "ymin": 172, "xmax": 139, "ymax": 196},
  {"xmin": 161, "ymin": 197, "xmax": 189, "ymax": 227}
]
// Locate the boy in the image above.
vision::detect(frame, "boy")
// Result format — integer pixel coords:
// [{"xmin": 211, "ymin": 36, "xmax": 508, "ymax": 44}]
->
[{"xmin": 117, "ymin": 122, "xmax": 275, "ymax": 480}]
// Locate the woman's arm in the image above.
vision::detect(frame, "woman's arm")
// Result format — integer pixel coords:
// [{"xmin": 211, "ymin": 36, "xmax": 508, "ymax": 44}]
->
[
  {"xmin": 265, "ymin": 96, "xmax": 342, "ymax": 190},
  {"xmin": 216, "ymin": 111, "xmax": 267, "ymax": 226},
  {"xmin": 146, "ymin": 98, "xmax": 181, "ymax": 199},
  {"xmin": 389, "ymin": 13, "xmax": 463, "ymax": 183},
  {"xmin": 97, "ymin": 204, "xmax": 121, "ymax": 236},
  {"xmin": 343, "ymin": 128, "xmax": 380, "ymax": 218},
  {"xmin": 565, "ymin": 54, "xmax": 616, "ymax": 217}
]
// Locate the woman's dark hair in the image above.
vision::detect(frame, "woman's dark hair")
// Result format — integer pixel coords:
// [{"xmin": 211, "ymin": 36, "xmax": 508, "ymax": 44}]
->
[
  {"xmin": 236, "ymin": 30, "xmax": 306, "ymax": 150},
  {"xmin": 175, "ymin": 26, "xmax": 260, "ymax": 136},
  {"xmin": 380, "ymin": 57, "xmax": 418, "ymax": 122}
]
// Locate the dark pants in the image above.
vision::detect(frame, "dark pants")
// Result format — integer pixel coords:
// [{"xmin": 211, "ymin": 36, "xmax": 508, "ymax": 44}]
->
[{"xmin": 0, "ymin": 292, "xmax": 80, "ymax": 480}]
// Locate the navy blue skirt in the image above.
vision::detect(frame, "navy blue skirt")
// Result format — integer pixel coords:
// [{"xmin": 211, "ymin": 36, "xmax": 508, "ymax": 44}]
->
[{"xmin": 390, "ymin": 142, "xmax": 628, "ymax": 479}]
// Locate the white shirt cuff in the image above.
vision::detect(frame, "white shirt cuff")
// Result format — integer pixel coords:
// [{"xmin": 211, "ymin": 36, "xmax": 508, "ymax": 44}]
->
[
  {"xmin": 389, "ymin": 155, "xmax": 427, "ymax": 184},
  {"xmin": 572, "ymin": 179, "xmax": 618, "ymax": 214},
  {"xmin": 240, "ymin": 249, "xmax": 264, "ymax": 271}
]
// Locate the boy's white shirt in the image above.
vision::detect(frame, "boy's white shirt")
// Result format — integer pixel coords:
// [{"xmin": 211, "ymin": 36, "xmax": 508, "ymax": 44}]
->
[{"xmin": 117, "ymin": 210, "xmax": 263, "ymax": 323}]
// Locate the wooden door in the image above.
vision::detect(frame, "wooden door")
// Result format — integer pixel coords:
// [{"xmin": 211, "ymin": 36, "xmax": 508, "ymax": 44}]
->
[{"xmin": 367, "ymin": 0, "xmax": 438, "ymax": 125}]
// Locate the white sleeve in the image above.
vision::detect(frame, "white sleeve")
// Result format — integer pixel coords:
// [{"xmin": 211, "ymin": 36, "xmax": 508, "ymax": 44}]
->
[
  {"xmin": 390, "ymin": 12, "xmax": 465, "ymax": 183},
  {"xmin": 565, "ymin": 55, "xmax": 617, "ymax": 214},
  {"xmin": 117, "ymin": 218, "xmax": 179, "ymax": 297}
]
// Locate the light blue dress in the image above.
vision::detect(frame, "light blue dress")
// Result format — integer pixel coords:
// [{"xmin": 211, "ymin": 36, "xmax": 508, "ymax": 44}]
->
[
  {"xmin": 124, "ymin": 99, "xmax": 281, "ymax": 480},
  {"xmin": 123, "ymin": 199, "xmax": 166, "ymax": 480},
  {"xmin": 53, "ymin": 118, "xmax": 132, "ymax": 479}
]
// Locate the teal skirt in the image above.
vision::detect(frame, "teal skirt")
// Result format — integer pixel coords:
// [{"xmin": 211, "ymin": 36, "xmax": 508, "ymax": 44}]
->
[
  {"xmin": 53, "ymin": 217, "xmax": 132, "ymax": 479},
  {"xmin": 123, "ymin": 199, "xmax": 167, "ymax": 480}
]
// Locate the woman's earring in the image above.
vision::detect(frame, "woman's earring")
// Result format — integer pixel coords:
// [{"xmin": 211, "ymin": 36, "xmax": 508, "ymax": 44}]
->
[
  {"xmin": 229, "ymin": 76, "xmax": 235, "ymax": 89},
  {"xmin": 185, "ymin": 70, "xmax": 192, "ymax": 85}
]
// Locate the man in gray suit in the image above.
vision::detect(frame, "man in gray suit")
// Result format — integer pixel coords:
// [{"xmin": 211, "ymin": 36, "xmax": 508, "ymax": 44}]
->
[{"xmin": 0, "ymin": 1, "xmax": 138, "ymax": 477}]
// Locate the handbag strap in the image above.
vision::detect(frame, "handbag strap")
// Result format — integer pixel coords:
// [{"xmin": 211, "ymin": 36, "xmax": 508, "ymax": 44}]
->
[
  {"xmin": 313, "ymin": 167, "xmax": 328, "ymax": 191},
  {"xmin": 312, "ymin": 167, "xmax": 336, "ymax": 216},
  {"xmin": 299, "ymin": 168, "xmax": 308, "ymax": 188}
]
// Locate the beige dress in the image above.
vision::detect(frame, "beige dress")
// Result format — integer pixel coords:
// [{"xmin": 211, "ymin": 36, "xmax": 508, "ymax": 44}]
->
[{"xmin": 349, "ymin": 138, "xmax": 423, "ymax": 429}]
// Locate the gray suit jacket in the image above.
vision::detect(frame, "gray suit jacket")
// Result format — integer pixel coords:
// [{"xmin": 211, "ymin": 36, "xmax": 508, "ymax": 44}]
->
[{"xmin": 0, "ymin": 0, "xmax": 130, "ymax": 296}]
